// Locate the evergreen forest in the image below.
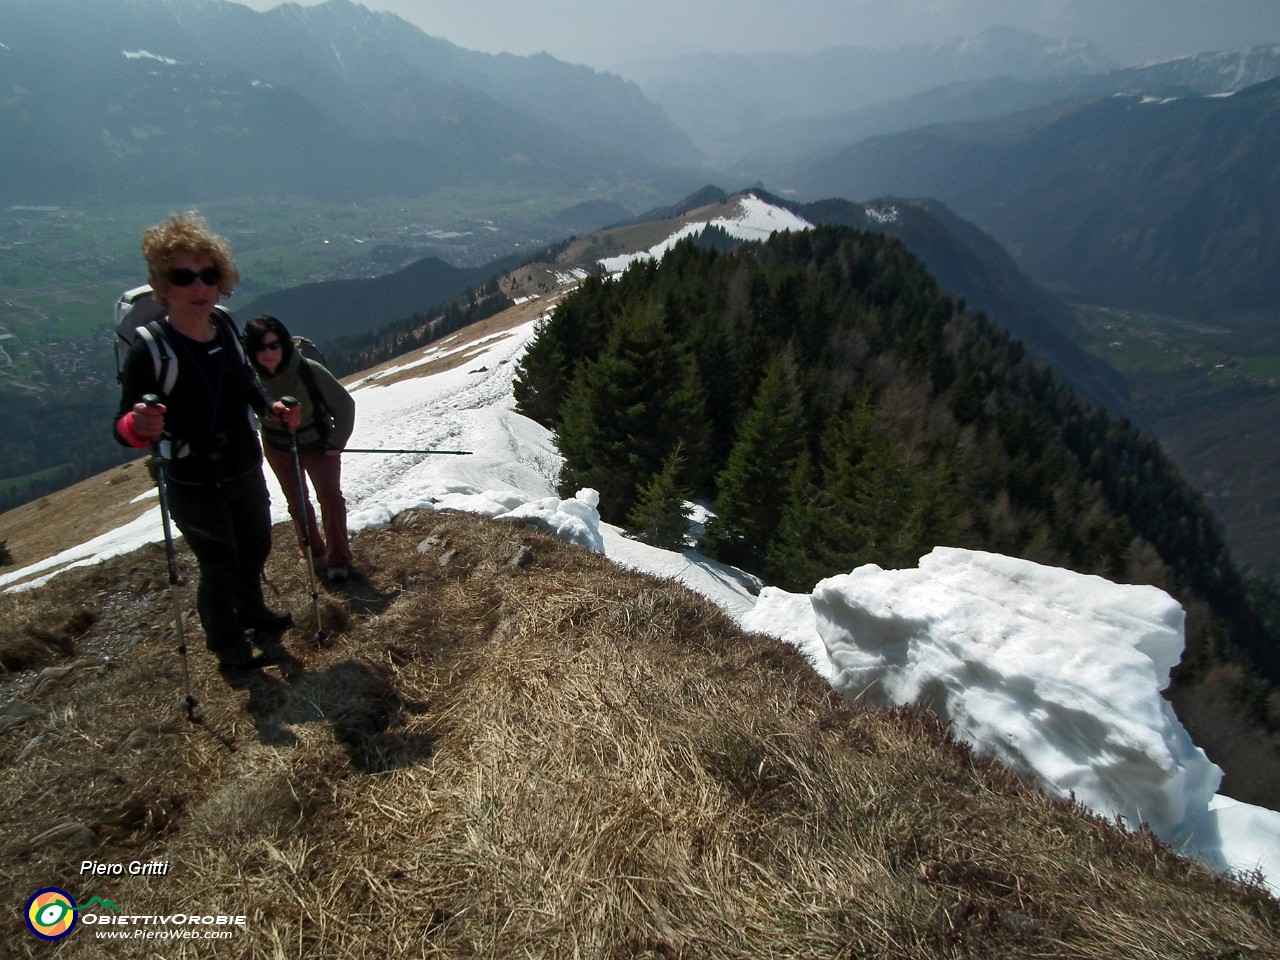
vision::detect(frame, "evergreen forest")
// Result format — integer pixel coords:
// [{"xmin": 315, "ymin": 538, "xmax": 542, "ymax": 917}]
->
[{"xmin": 513, "ymin": 226, "xmax": 1279, "ymax": 691}]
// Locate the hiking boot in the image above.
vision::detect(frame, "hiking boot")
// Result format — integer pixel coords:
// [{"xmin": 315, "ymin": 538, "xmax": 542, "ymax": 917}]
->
[
  {"xmin": 326, "ymin": 565, "xmax": 349, "ymax": 582},
  {"xmin": 210, "ymin": 638, "xmax": 260, "ymax": 672},
  {"xmin": 247, "ymin": 627, "xmax": 286, "ymax": 653},
  {"xmin": 241, "ymin": 609, "xmax": 293, "ymax": 633}
]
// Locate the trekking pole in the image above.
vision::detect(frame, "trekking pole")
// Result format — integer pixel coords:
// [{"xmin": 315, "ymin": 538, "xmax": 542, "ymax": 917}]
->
[
  {"xmin": 341, "ymin": 448, "xmax": 472, "ymax": 456},
  {"xmin": 280, "ymin": 397, "xmax": 329, "ymax": 646},
  {"xmin": 141, "ymin": 394, "xmax": 199, "ymax": 722}
]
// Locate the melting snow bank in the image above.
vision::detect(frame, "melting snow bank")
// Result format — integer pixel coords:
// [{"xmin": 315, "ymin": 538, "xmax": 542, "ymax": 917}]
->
[
  {"xmin": 742, "ymin": 547, "xmax": 1280, "ymax": 895},
  {"xmin": 353, "ymin": 485, "xmax": 606, "ymax": 555}
]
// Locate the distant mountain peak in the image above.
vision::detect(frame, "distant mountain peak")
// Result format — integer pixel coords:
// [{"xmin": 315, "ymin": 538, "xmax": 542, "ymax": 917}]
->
[
  {"xmin": 2, "ymin": 0, "xmax": 699, "ymax": 204},
  {"xmin": 1117, "ymin": 42, "xmax": 1280, "ymax": 93},
  {"xmin": 932, "ymin": 24, "xmax": 1116, "ymax": 75}
]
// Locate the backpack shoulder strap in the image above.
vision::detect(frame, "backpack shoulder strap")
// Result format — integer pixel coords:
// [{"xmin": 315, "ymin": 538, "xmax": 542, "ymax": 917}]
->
[
  {"xmin": 210, "ymin": 306, "xmax": 248, "ymax": 365},
  {"xmin": 137, "ymin": 319, "xmax": 178, "ymax": 396},
  {"xmin": 296, "ymin": 357, "xmax": 332, "ymax": 417},
  {"xmin": 135, "ymin": 319, "xmax": 187, "ymax": 461}
]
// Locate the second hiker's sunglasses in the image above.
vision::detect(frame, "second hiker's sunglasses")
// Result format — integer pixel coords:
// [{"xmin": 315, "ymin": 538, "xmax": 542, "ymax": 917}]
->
[{"xmin": 167, "ymin": 266, "xmax": 222, "ymax": 288}]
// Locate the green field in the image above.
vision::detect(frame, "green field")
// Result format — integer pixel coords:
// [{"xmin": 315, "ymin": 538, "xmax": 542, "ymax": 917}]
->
[
  {"xmin": 1074, "ymin": 304, "xmax": 1280, "ymax": 400},
  {"xmin": 1073, "ymin": 302, "xmax": 1280, "ymax": 579},
  {"xmin": 0, "ymin": 185, "xmax": 652, "ymax": 388}
]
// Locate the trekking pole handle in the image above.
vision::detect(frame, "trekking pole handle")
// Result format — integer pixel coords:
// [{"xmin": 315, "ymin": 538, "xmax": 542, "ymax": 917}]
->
[
  {"xmin": 279, "ymin": 395, "xmax": 300, "ymax": 433},
  {"xmin": 139, "ymin": 394, "xmax": 163, "ymax": 452}
]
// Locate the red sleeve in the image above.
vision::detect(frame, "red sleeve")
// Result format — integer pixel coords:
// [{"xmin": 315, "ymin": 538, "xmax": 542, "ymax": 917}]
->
[{"xmin": 116, "ymin": 411, "xmax": 152, "ymax": 449}]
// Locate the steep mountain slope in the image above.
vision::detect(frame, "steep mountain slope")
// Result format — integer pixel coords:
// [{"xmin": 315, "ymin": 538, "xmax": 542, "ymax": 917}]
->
[
  {"xmin": 785, "ymin": 194, "xmax": 1140, "ymax": 424},
  {"xmin": 505, "ymin": 189, "xmax": 1140, "ymax": 425},
  {"xmin": 237, "ymin": 255, "xmax": 509, "ymax": 346},
  {"xmin": 516, "ymin": 218, "xmax": 1267, "ymax": 664},
  {"xmin": 794, "ymin": 77, "xmax": 1280, "ymax": 321},
  {"xmin": 0, "ymin": 0, "xmax": 698, "ymax": 204},
  {"xmin": 788, "ymin": 80, "xmax": 1280, "ymax": 581},
  {"xmin": 510, "ymin": 210, "xmax": 1280, "ymax": 809},
  {"xmin": 746, "ymin": 42, "xmax": 1280, "ymax": 167},
  {"xmin": 2, "ymin": 497, "xmax": 1277, "ymax": 957}
]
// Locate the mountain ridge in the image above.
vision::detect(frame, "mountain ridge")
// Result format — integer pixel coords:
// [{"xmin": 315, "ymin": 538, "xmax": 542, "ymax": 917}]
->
[
  {"xmin": 793, "ymin": 76, "xmax": 1280, "ymax": 320},
  {"xmin": 0, "ymin": 0, "xmax": 700, "ymax": 205},
  {"xmin": 738, "ymin": 41, "xmax": 1280, "ymax": 168},
  {"xmin": 619, "ymin": 24, "xmax": 1117, "ymax": 160}
]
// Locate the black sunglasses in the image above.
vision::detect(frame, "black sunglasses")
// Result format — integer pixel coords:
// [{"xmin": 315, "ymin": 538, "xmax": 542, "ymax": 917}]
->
[
  {"xmin": 167, "ymin": 266, "xmax": 222, "ymax": 288},
  {"xmin": 256, "ymin": 340, "xmax": 282, "ymax": 353}
]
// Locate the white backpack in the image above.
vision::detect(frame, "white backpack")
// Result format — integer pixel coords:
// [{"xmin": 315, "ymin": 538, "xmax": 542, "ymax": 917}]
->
[{"xmin": 114, "ymin": 284, "xmax": 241, "ymax": 393}]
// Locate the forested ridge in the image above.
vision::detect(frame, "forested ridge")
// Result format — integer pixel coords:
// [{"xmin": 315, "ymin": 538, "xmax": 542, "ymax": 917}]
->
[
  {"xmin": 0, "ymin": 386, "xmax": 137, "ymax": 516},
  {"xmin": 324, "ymin": 278, "xmax": 512, "ymax": 378},
  {"xmin": 513, "ymin": 225, "xmax": 1278, "ymax": 691}
]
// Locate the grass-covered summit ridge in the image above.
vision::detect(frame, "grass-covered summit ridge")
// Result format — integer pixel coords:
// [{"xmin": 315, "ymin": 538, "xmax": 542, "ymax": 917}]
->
[{"xmin": 1, "ymin": 509, "xmax": 1276, "ymax": 957}]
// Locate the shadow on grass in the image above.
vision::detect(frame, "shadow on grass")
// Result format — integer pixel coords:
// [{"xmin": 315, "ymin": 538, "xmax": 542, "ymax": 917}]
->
[{"xmin": 225, "ymin": 655, "xmax": 434, "ymax": 773}]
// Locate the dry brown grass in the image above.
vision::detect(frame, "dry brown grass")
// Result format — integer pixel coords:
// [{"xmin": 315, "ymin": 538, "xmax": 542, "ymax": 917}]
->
[
  {"xmin": 0, "ymin": 460, "xmax": 155, "ymax": 579},
  {"xmin": 547, "ymin": 197, "xmax": 740, "ymax": 269},
  {"xmin": 1, "ymin": 508, "xmax": 1277, "ymax": 958},
  {"xmin": 355, "ymin": 296, "xmax": 557, "ymax": 390}
]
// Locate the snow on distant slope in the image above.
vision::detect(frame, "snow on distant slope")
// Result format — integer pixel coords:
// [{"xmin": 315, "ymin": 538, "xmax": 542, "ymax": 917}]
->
[{"xmin": 598, "ymin": 194, "xmax": 812, "ymax": 273}]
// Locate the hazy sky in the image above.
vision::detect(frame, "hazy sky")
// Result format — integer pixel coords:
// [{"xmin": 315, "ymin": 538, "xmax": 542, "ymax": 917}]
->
[{"xmin": 234, "ymin": 0, "xmax": 1280, "ymax": 68}]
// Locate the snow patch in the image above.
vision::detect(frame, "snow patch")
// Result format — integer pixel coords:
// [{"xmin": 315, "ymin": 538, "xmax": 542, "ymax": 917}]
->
[
  {"xmin": 554, "ymin": 267, "xmax": 590, "ymax": 285},
  {"xmin": 598, "ymin": 194, "xmax": 812, "ymax": 273},
  {"xmin": 122, "ymin": 50, "xmax": 179, "ymax": 65},
  {"xmin": 865, "ymin": 205, "xmax": 900, "ymax": 225}
]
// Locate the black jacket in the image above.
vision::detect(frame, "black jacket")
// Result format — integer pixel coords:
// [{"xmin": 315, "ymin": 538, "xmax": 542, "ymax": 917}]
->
[{"xmin": 114, "ymin": 315, "xmax": 272, "ymax": 485}]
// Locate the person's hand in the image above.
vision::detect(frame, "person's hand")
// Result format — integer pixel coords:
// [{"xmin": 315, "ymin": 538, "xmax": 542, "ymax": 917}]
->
[
  {"xmin": 325, "ymin": 448, "xmax": 342, "ymax": 458},
  {"xmin": 272, "ymin": 400, "xmax": 301, "ymax": 429},
  {"xmin": 131, "ymin": 401, "xmax": 165, "ymax": 440}
]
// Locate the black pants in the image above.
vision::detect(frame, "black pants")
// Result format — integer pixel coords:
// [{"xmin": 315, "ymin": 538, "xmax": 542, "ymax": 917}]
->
[{"xmin": 167, "ymin": 467, "xmax": 274, "ymax": 654}]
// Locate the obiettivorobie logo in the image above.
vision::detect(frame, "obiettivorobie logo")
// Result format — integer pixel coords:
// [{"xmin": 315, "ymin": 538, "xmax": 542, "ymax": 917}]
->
[
  {"xmin": 25, "ymin": 888, "xmax": 120, "ymax": 941},
  {"xmin": 24, "ymin": 886, "xmax": 247, "ymax": 941}
]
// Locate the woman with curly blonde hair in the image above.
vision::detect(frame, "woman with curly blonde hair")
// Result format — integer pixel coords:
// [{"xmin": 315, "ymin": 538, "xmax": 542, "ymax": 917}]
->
[
  {"xmin": 114, "ymin": 212, "xmax": 300, "ymax": 674},
  {"xmin": 140, "ymin": 212, "xmax": 240, "ymax": 304}
]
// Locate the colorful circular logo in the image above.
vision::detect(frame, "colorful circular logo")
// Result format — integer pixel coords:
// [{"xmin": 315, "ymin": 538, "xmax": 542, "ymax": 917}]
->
[{"xmin": 25, "ymin": 888, "xmax": 78, "ymax": 940}]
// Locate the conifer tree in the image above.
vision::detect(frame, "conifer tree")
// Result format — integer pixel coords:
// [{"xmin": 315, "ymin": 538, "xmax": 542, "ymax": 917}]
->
[
  {"xmin": 764, "ymin": 451, "xmax": 837, "ymax": 590},
  {"xmin": 512, "ymin": 316, "xmax": 569, "ymax": 428},
  {"xmin": 702, "ymin": 353, "xmax": 806, "ymax": 569},
  {"xmin": 513, "ymin": 274, "xmax": 615, "ymax": 427},
  {"xmin": 555, "ymin": 300, "xmax": 709, "ymax": 524},
  {"xmin": 627, "ymin": 443, "xmax": 693, "ymax": 549},
  {"xmin": 790, "ymin": 393, "xmax": 960, "ymax": 573}
]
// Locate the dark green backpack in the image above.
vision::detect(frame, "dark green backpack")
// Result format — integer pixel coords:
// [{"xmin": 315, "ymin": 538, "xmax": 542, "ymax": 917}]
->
[{"xmin": 294, "ymin": 340, "xmax": 335, "ymax": 441}]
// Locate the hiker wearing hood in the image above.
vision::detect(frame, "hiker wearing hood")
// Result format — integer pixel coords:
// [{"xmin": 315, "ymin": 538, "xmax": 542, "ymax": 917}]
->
[{"xmin": 244, "ymin": 316, "xmax": 356, "ymax": 581}]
